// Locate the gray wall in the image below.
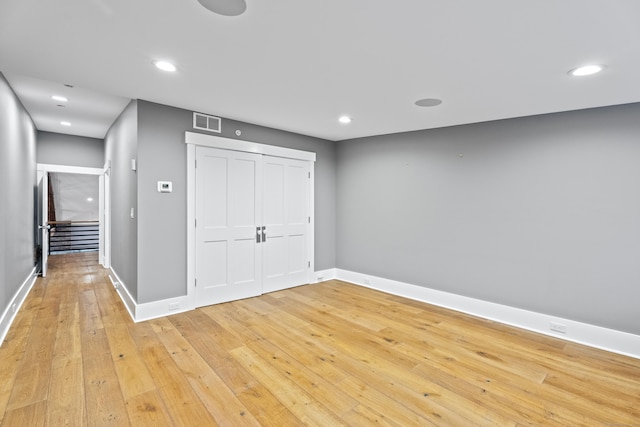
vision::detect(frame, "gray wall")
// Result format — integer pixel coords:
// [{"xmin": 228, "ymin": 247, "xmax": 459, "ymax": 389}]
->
[
  {"xmin": 37, "ymin": 131, "xmax": 104, "ymax": 168},
  {"xmin": 0, "ymin": 72, "xmax": 37, "ymax": 319},
  {"xmin": 104, "ymin": 100, "xmax": 138, "ymax": 300},
  {"xmin": 337, "ymin": 103, "xmax": 640, "ymax": 335},
  {"xmin": 136, "ymin": 100, "xmax": 336, "ymax": 303}
]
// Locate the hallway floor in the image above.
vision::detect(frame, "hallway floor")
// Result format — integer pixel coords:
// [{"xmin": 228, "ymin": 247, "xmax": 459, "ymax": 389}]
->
[{"xmin": 0, "ymin": 253, "xmax": 639, "ymax": 425}]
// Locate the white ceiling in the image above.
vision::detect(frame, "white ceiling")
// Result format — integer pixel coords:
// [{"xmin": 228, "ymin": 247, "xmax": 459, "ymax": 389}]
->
[{"xmin": 1, "ymin": 0, "xmax": 639, "ymax": 141}]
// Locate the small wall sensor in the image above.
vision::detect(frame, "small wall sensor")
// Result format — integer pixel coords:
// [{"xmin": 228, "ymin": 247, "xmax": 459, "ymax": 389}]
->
[
  {"xmin": 235, "ymin": 130, "xmax": 242, "ymax": 136},
  {"xmin": 157, "ymin": 181, "xmax": 173, "ymax": 193},
  {"xmin": 131, "ymin": 159, "xmax": 137, "ymax": 171}
]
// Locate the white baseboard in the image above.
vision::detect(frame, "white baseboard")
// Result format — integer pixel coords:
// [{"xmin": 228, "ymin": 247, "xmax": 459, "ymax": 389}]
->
[
  {"xmin": 110, "ymin": 267, "xmax": 340, "ymax": 322},
  {"xmin": 135, "ymin": 296, "xmax": 192, "ymax": 322},
  {"xmin": 108, "ymin": 268, "xmax": 136, "ymax": 321},
  {"xmin": 0, "ymin": 267, "xmax": 38, "ymax": 346},
  {"xmin": 314, "ymin": 268, "xmax": 337, "ymax": 283},
  {"xmin": 336, "ymin": 269, "xmax": 640, "ymax": 360},
  {"xmin": 109, "ymin": 267, "xmax": 192, "ymax": 323}
]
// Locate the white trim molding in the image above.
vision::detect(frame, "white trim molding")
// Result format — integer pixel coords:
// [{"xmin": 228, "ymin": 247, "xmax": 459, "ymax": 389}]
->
[
  {"xmin": 0, "ymin": 267, "xmax": 38, "ymax": 346},
  {"xmin": 36, "ymin": 163, "xmax": 104, "ymax": 175},
  {"xmin": 336, "ymin": 269, "xmax": 640, "ymax": 360},
  {"xmin": 185, "ymin": 131, "xmax": 316, "ymax": 162},
  {"xmin": 109, "ymin": 267, "xmax": 193, "ymax": 323},
  {"xmin": 108, "ymin": 268, "xmax": 135, "ymax": 320},
  {"xmin": 315, "ymin": 268, "xmax": 337, "ymax": 283}
]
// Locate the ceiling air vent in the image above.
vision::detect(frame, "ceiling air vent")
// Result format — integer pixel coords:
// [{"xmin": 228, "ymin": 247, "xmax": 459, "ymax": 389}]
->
[{"xmin": 193, "ymin": 112, "xmax": 221, "ymax": 133}]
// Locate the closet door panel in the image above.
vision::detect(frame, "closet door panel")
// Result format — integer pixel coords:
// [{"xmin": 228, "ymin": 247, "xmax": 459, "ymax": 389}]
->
[
  {"xmin": 263, "ymin": 156, "xmax": 310, "ymax": 292},
  {"xmin": 195, "ymin": 147, "xmax": 262, "ymax": 306}
]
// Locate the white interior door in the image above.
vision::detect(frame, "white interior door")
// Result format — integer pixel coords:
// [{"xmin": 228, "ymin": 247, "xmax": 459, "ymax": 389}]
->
[
  {"xmin": 195, "ymin": 147, "xmax": 263, "ymax": 306},
  {"xmin": 262, "ymin": 156, "xmax": 310, "ymax": 293},
  {"xmin": 37, "ymin": 171, "xmax": 50, "ymax": 277}
]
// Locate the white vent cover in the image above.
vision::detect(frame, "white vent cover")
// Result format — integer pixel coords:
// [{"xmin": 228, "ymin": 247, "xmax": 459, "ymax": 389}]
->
[{"xmin": 193, "ymin": 112, "xmax": 221, "ymax": 133}]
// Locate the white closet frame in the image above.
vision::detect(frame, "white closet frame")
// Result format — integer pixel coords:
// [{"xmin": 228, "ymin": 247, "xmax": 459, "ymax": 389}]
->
[{"xmin": 185, "ymin": 131, "xmax": 316, "ymax": 309}]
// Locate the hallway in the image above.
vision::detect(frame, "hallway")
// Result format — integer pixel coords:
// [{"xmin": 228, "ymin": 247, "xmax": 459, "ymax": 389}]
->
[{"xmin": 1, "ymin": 254, "xmax": 639, "ymax": 426}]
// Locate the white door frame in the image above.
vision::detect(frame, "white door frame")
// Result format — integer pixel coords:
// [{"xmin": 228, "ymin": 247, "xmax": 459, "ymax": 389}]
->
[
  {"xmin": 36, "ymin": 170, "xmax": 49, "ymax": 276},
  {"xmin": 185, "ymin": 131, "xmax": 316, "ymax": 309},
  {"xmin": 36, "ymin": 163, "xmax": 109, "ymax": 268}
]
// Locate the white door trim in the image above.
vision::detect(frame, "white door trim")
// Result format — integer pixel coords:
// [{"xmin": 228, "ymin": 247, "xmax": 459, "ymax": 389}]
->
[
  {"xmin": 185, "ymin": 131, "xmax": 316, "ymax": 162},
  {"xmin": 37, "ymin": 164, "xmax": 104, "ymax": 175},
  {"xmin": 102, "ymin": 161, "xmax": 111, "ymax": 269},
  {"xmin": 186, "ymin": 132, "xmax": 316, "ymax": 309},
  {"xmin": 36, "ymin": 163, "xmax": 109, "ymax": 267}
]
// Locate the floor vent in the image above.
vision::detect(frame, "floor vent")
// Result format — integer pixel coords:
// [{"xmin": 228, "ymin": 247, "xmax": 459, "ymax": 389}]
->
[{"xmin": 193, "ymin": 112, "xmax": 221, "ymax": 133}]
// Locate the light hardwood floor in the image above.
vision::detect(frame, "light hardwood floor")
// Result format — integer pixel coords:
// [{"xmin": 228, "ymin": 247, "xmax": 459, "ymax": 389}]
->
[{"xmin": 0, "ymin": 252, "xmax": 639, "ymax": 426}]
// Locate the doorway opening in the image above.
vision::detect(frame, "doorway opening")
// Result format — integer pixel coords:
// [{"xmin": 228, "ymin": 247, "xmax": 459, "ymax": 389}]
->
[
  {"xmin": 36, "ymin": 163, "xmax": 109, "ymax": 277},
  {"xmin": 47, "ymin": 172, "xmax": 100, "ymax": 254}
]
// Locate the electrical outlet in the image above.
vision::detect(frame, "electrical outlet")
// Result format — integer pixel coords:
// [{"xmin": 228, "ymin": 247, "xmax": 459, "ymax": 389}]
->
[
  {"xmin": 550, "ymin": 322, "xmax": 567, "ymax": 334},
  {"xmin": 168, "ymin": 302, "xmax": 180, "ymax": 311}
]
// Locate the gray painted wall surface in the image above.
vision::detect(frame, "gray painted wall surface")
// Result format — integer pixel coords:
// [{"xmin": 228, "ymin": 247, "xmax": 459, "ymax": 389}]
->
[
  {"xmin": 0, "ymin": 72, "xmax": 37, "ymax": 318},
  {"xmin": 104, "ymin": 100, "xmax": 138, "ymax": 300},
  {"xmin": 37, "ymin": 131, "xmax": 104, "ymax": 168},
  {"xmin": 337, "ymin": 103, "xmax": 640, "ymax": 335},
  {"xmin": 136, "ymin": 100, "xmax": 336, "ymax": 303}
]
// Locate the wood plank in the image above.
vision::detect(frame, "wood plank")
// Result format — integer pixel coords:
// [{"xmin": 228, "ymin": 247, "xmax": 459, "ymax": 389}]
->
[
  {"xmin": 230, "ymin": 345, "xmax": 347, "ymax": 426},
  {"xmin": 169, "ymin": 310, "xmax": 302, "ymax": 427},
  {"xmin": 150, "ymin": 317, "xmax": 260, "ymax": 426},
  {"xmin": 1, "ymin": 400, "xmax": 47, "ymax": 427},
  {"xmin": 124, "ymin": 390, "xmax": 173, "ymax": 427},
  {"xmin": 132, "ymin": 323, "xmax": 218, "ymax": 426},
  {"xmin": 102, "ymin": 322, "xmax": 156, "ymax": 399},
  {"xmin": 0, "ymin": 281, "xmax": 44, "ymax": 424},
  {"xmin": 46, "ymin": 358, "xmax": 86, "ymax": 426},
  {"xmin": 342, "ymin": 403, "xmax": 405, "ymax": 427},
  {"xmin": 5, "ymin": 280, "xmax": 60, "ymax": 411},
  {"xmin": 83, "ymin": 347, "xmax": 130, "ymax": 426},
  {"xmin": 1, "ymin": 255, "xmax": 639, "ymax": 425}
]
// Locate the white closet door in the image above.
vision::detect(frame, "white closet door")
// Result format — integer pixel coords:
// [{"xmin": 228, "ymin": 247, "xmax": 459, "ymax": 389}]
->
[
  {"xmin": 195, "ymin": 147, "xmax": 263, "ymax": 306},
  {"xmin": 262, "ymin": 156, "xmax": 310, "ymax": 293}
]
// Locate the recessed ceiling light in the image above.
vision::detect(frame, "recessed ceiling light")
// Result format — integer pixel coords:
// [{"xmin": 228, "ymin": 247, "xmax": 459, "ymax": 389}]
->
[
  {"xmin": 60, "ymin": 121, "xmax": 71, "ymax": 126},
  {"xmin": 197, "ymin": 0, "xmax": 247, "ymax": 16},
  {"xmin": 568, "ymin": 64, "xmax": 604, "ymax": 77},
  {"xmin": 338, "ymin": 115, "xmax": 352, "ymax": 124},
  {"xmin": 415, "ymin": 98, "xmax": 443, "ymax": 107},
  {"xmin": 154, "ymin": 60, "xmax": 177, "ymax": 72},
  {"xmin": 52, "ymin": 95, "xmax": 68, "ymax": 102}
]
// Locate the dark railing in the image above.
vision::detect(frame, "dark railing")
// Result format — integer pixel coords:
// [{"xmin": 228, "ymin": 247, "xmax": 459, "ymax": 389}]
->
[{"xmin": 49, "ymin": 221, "xmax": 99, "ymax": 254}]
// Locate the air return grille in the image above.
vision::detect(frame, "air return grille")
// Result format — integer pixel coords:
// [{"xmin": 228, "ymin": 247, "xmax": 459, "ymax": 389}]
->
[{"xmin": 193, "ymin": 112, "xmax": 221, "ymax": 133}]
